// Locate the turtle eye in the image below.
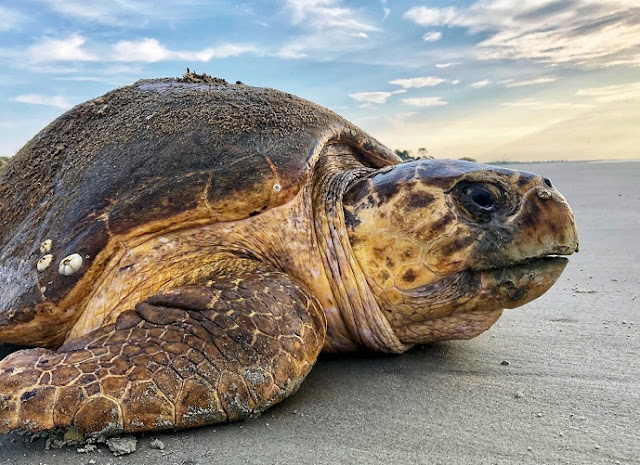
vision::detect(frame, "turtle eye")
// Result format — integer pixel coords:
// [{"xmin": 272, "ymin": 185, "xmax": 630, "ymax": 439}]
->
[
  {"xmin": 454, "ymin": 182, "xmax": 503, "ymax": 221},
  {"xmin": 464, "ymin": 184, "xmax": 496, "ymax": 210}
]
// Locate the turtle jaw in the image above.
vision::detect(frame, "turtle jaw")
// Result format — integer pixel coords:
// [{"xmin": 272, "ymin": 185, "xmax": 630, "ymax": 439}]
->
[
  {"xmin": 475, "ymin": 255, "xmax": 569, "ymax": 310},
  {"xmin": 403, "ymin": 254, "xmax": 570, "ymax": 312},
  {"xmin": 389, "ymin": 255, "xmax": 572, "ymax": 345}
]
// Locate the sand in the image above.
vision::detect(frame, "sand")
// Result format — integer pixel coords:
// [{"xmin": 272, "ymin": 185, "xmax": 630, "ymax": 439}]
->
[{"xmin": 1, "ymin": 161, "xmax": 638, "ymax": 464}]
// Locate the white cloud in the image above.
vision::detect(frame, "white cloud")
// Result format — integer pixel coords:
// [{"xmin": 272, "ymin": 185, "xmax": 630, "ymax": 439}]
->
[
  {"xmin": 34, "ymin": 0, "xmax": 240, "ymax": 27},
  {"xmin": 403, "ymin": 97, "xmax": 447, "ymax": 107},
  {"xmin": 349, "ymin": 90, "xmax": 405, "ymax": 105},
  {"xmin": 389, "ymin": 76, "xmax": 447, "ymax": 88},
  {"xmin": 505, "ymin": 76, "xmax": 558, "ymax": 87},
  {"xmin": 576, "ymin": 82, "xmax": 640, "ymax": 102},
  {"xmin": 393, "ymin": 111, "xmax": 417, "ymax": 121},
  {"xmin": 501, "ymin": 98, "xmax": 594, "ymax": 110},
  {"xmin": 279, "ymin": 0, "xmax": 379, "ymax": 59},
  {"xmin": 422, "ymin": 31, "xmax": 442, "ymax": 42},
  {"xmin": 111, "ymin": 38, "xmax": 255, "ymax": 62},
  {"xmin": 27, "ymin": 34, "xmax": 97, "ymax": 62},
  {"xmin": 52, "ymin": 65, "xmax": 144, "ymax": 85},
  {"xmin": 471, "ymin": 79, "xmax": 490, "ymax": 88},
  {"xmin": 285, "ymin": 0, "xmax": 378, "ymax": 32},
  {"xmin": 435, "ymin": 62, "xmax": 458, "ymax": 68},
  {"xmin": 111, "ymin": 38, "xmax": 171, "ymax": 62},
  {"xmin": 0, "ymin": 6, "xmax": 24, "ymax": 31},
  {"xmin": 36, "ymin": 0, "xmax": 152, "ymax": 25},
  {"xmin": 12, "ymin": 94, "xmax": 74, "ymax": 109},
  {"xmin": 451, "ymin": 80, "xmax": 460, "ymax": 85},
  {"xmin": 404, "ymin": 6, "xmax": 457, "ymax": 26},
  {"xmin": 403, "ymin": 1, "xmax": 640, "ymax": 68},
  {"xmin": 26, "ymin": 35, "xmax": 254, "ymax": 64},
  {"xmin": 277, "ymin": 47, "xmax": 308, "ymax": 59}
]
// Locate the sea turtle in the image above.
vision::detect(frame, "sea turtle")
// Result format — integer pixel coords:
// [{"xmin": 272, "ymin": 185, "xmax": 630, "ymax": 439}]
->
[{"xmin": 0, "ymin": 73, "xmax": 578, "ymax": 438}]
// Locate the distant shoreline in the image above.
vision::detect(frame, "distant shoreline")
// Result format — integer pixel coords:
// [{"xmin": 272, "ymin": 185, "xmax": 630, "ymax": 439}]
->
[
  {"xmin": 464, "ymin": 158, "xmax": 640, "ymax": 165},
  {"xmin": 492, "ymin": 159, "xmax": 640, "ymax": 165}
]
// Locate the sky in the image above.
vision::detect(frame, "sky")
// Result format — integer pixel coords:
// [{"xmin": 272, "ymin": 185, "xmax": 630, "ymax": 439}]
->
[{"xmin": 1, "ymin": 0, "xmax": 639, "ymax": 162}]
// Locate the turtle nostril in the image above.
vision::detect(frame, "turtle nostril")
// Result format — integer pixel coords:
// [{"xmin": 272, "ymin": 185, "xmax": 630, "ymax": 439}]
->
[{"xmin": 543, "ymin": 178, "xmax": 552, "ymax": 188}]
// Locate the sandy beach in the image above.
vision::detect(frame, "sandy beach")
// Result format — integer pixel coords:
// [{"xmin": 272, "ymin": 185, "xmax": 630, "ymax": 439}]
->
[{"xmin": 1, "ymin": 160, "xmax": 638, "ymax": 465}]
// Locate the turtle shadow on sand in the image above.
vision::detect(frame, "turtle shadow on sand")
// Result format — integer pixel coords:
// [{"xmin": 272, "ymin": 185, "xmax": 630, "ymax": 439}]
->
[{"xmin": 0, "ymin": 72, "xmax": 577, "ymax": 440}]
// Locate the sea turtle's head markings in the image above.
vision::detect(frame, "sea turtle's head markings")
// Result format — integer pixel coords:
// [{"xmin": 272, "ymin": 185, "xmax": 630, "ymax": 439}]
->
[{"xmin": 343, "ymin": 159, "xmax": 578, "ymax": 343}]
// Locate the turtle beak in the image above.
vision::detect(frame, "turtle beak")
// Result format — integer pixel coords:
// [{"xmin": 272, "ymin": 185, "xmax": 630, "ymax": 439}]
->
[
  {"xmin": 466, "ymin": 182, "xmax": 578, "ymax": 311},
  {"xmin": 503, "ymin": 184, "xmax": 579, "ymax": 261}
]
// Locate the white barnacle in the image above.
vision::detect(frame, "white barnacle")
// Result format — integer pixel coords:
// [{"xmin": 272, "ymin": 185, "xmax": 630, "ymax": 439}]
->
[
  {"xmin": 37, "ymin": 254, "xmax": 54, "ymax": 272},
  {"xmin": 272, "ymin": 183, "xmax": 282, "ymax": 193},
  {"xmin": 40, "ymin": 239, "xmax": 53, "ymax": 254},
  {"xmin": 58, "ymin": 253, "xmax": 83, "ymax": 276}
]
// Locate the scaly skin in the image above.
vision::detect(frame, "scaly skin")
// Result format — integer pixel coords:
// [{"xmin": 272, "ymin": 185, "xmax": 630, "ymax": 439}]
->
[{"xmin": 0, "ymin": 262, "xmax": 325, "ymax": 436}]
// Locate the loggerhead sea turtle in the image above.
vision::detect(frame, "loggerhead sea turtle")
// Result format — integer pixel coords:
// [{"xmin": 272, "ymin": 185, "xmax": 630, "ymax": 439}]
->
[{"xmin": 0, "ymin": 73, "xmax": 578, "ymax": 438}]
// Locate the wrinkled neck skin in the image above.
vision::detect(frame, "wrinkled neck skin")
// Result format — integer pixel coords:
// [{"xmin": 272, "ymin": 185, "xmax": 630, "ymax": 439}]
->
[{"xmin": 307, "ymin": 148, "xmax": 410, "ymax": 353}]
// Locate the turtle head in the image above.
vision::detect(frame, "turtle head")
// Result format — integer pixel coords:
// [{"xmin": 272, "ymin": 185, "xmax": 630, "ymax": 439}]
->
[{"xmin": 342, "ymin": 159, "xmax": 579, "ymax": 344}]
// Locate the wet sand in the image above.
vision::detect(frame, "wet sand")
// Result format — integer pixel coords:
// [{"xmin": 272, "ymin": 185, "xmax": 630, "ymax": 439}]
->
[{"xmin": 1, "ymin": 161, "xmax": 639, "ymax": 464}]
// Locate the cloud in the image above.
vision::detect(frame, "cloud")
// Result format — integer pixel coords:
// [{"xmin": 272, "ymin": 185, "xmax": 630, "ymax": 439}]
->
[
  {"xmin": 500, "ymin": 98, "xmax": 595, "ymax": 110},
  {"xmin": 403, "ymin": 97, "xmax": 447, "ymax": 107},
  {"xmin": 0, "ymin": 6, "xmax": 24, "ymax": 31},
  {"xmin": 422, "ymin": 31, "xmax": 442, "ymax": 42},
  {"xmin": 403, "ymin": 1, "xmax": 640, "ymax": 68},
  {"xmin": 36, "ymin": 0, "xmax": 149, "ymax": 25},
  {"xmin": 576, "ymin": 82, "xmax": 640, "ymax": 102},
  {"xmin": 27, "ymin": 34, "xmax": 97, "ymax": 62},
  {"xmin": 25, "ymin": 34, "xmax": 255, "ymax": 64},
  {"xmin": 404, "ymin": 6, "xmax": 457, "ymax": 26},
  {"xmin": 277, "ymin": 47, "xmax": 308, "ymax": 59},
  {"xmin": 471, "ymin": 79, "xmax": 490, "ymax": 88},
  {"xmin": 11, "ymin": 94, "xmax": 74, "ymax": 109},
  {"xmin": 278, "ymin": 0, "xmax": 380, "ymax": 59},
  {"xmin": 505, "ymin": 76, "xmax": 558, "ymax": 87},
  {"xmin": 389, "ymin": 76, "xmax": 447, "ymax": 88},
  {"xmin": 111, "ymin": 38, "xmax": 255, "ymax": 62},
  {"xmin": 52, "ymin": 65, "xmax": 145, "ymax": 85},
  {"xmin": 284, "ymin": 0, "xmax": 378, "ymax": 32},
  {"xmin": 111, "ymin": 38, "xmax": 171, "ymax": 62},
  {"xmin": 349, "ymin": 90, "xmax": 405, "ymax": 105},
  {"xmin": 33, "ymin": 0, "xmax": 244, "ymax": 27},
  {"xmin": 435, "ymin": 62, "xmax": 458, "ymax": 68}
]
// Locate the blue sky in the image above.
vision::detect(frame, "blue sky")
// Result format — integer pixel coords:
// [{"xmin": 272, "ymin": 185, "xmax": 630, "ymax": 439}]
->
[{"xmin": 1, "ymin": 0, "xmax": 639, "ymax": 161}]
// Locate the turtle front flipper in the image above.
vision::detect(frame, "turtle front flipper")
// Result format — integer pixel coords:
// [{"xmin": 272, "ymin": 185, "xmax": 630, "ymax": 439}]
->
[{"xmin": 0, "ymin": 268, "xmax": 326, "ymax": 437}]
